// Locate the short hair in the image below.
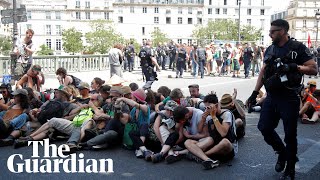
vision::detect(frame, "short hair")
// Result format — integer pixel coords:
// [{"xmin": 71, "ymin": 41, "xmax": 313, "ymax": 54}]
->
[
  {"xmin": 271, "ymin": 19, "xmax": 289, "ymax": 33},
  {"xmin": 97, "ymin": 95, "xmax": 104, "ymax": 106},
  {"xmin": 56, "ymin": 67, "xmax": 67, "ymax": 75},
  {"xmin": 26, "ymin": 29, "xmax": 34, "ymax": 35},
  {"xmin": 203, "ymin": 93, "xmax": 218, "ymax": 104},
  {"xmin": 173, "ymin": 106, "xmax": 189, "ymax": 122},
  {"xmin": 99, "ymin": 85, "xmax": 111, "ymax": 94},
  {"xmin": 129, "ymin": 82, "xmax": 139, "ymax": 91},
  {"xmin": 170, "ymin": 88, "xmax": 183, "ymax": 99},
  {"xmin": 157, "ymin": 86, "xmax": 171, "ymax": 98},
  {"xmin": 93, "ymin": 77, "xmax": 105, "ymax": 86}
]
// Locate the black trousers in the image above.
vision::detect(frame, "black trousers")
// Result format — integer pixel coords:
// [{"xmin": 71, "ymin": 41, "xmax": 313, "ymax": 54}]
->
[{"xmin": 129, "ymin": 123, "xmax": 149, "ymax": 150}]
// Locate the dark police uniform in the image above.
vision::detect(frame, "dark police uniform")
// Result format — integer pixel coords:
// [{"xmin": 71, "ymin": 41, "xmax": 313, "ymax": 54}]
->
[
  {"xmin": 168, "ymin": 44, "xmax": 177, "ymax": 70},
  {"xmin": 176, "ymin": 47, "xmax": 187, "ymax": 78},
  {"xmin": 257, "ymin": 39, "xmax": 314, "ymax": 167},
  {"xmin": 138, "ymin": 45, "xmax": 157, "ymax": 89}
]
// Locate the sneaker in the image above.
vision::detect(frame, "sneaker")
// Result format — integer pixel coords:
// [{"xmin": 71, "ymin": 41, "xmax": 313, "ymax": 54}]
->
[
  {"xmin": 202, "ymin": 159, "xmax": 220, "ymax": 170},
  {"xmin": 179, "ymin": 75, "xmax": 183, "ymax": 78},
  {"xmin": 232, "ymin": 75, "xmax": 236, "ymax": 78},
  {"xmin": 165, "ymin": 154, "xmax": 184, "ymax": 164},
  {"xmin": 13, "ymin": 139, "xmax": 28, "ymax": 149},
  {"xmin": 135, "ymin": 149, "xmax": 143, "ymax": 158},
  {"xmin": 275, "ymin": 151, "xmax": 286, "ymax": 172},
  {"xmin": 92, "ymin": 144, "xmax": 108, "ymax": 150},
  {"xmin": 0, "ymin": 138, "xmax": 14, "ymax": 147},
  {"xmin": 175, "ymin": 75, "xmax": 178, "ymax": 78},
  {"xmin": 279, "ymin": 161, "xmax": 295, "ymax": 180},
  {"xmin": 143, "ymin": 150, "xmax": 153, "ymax": 161},
  {"xmin": 62, "ymin": 144, "xmax": 78, "ymax": 155},
  {"xmin": 185, "ymin": 152, "xmax": 202, "ymax": 163},
  {"xmin": 151, "ymin": 153, "xmax": 164, "ymax": 163}
]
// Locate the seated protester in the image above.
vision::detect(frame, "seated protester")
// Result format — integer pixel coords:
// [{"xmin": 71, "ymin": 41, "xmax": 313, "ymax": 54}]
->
[
  {"xmin": 67, "ymin": 85, "xmax": 80, "ymax": 100},
  {"xmin": 154, "ymin": 92, "xmax": 165, "ymax": 105},
  {"xmin": 157, "ymin": 86, "xmax": 171, "ymax": 99},
  {"xmin": 299, "ymin": 81, "xmax": 317, "ymax": 119},
  {"xmin": 150, "ymin": 100, "xmax": 179, "ymax": 163},
  {"xmin": 25, "ymin": 87, "xmax": 43, "ymax": 109},
  {"xmin": 187, "ymin": 84, "xmax": 205, "ymax": 100},
  {"xmin": 0, "ymin": 83, "xmax": 13, "ymax": 111},
  {"xmin": 129, "ymin": 82, "xmax": 139, "ymax": 92},
  {"xmin": 115, "ymin": 89, "xmax": 152, "ymax": 159},
  {"xmin": 300, "ymin": 89, "xmax": 320, "ymax": 124},
  {"xmin": 181, "ymin": 97, "xmax": 205, "ymax": 112},
  {"xmin": 0, "ymin": 89, "xmax": 30, "ymax": 146},
  {"xmin": 75, "ymin": 82, "xmax": 91, "ymax": 104},
  {"xmin": 121, "ymin": 86, "xmax": 132, "ymax": 99},
  {"xmin": 91, "ymin": 77, "xmax": 105, "ymax": 94},
  {"xmin": 155, "ymin": 88, "xmax": 184, "ymax": 112},
  {"xmin": 99, "ymin": 85, "xmax": 111, "ymax": 102},
  {"xmin": 220, "ymin": 89, "xmax": 246, "ymax": 139},
  {"xmin": 182, "ymin": 93, "xmax": 237, "ymax": 170},
  {"xmin": 56, "ymin": 67, "xmax": 81, "ymax": 88},
  {"xmin": 16, "ymin": 65, "xmax": 44, "ymax": 92}
]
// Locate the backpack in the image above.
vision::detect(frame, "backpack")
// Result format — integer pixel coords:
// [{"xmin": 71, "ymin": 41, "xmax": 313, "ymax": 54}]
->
[
  {"xmin": 122, "ymin": 122, "xmax": 138, "ymax": 150},
  {"xmin": 37, "ymin": 100, "xmax": 65, "ymax": 125},
  {"xmin": 72, "ymin": 108, "xmax": 94, "ymax": 127},
  {"xmin": 69, "ymin": 75, "xmax": 82, "ymax": 88}
]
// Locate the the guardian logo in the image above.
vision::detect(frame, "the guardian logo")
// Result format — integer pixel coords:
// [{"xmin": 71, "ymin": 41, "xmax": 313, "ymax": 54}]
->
[{"xmin": 7, "ymin": 139, "xmax": 114, "ymax": 173}]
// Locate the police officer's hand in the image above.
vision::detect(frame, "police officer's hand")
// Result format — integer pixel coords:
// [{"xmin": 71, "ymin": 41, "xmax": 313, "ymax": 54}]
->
[
  {"xmin": 247, "ymin": 91, "xmax": 259, "ymax": 107},
  {"xmin": 280, "ymin": 63, "xmax": 298, "ymax": 73}
]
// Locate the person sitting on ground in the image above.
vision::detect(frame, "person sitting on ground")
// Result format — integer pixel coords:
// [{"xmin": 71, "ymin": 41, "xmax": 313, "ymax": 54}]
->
[
  {"xmin": 0, "ymin": 89, "xmax": 30, "ymax": 146},
  {"xmin": 157, "ymin": 86, "xmax": 171, "ymax": 99},
  {"xmin": 0, "ymin": 83, "xmax": 13, "ymax": 111},
  {"xmin": 121, "ymin": 86, "xmax": 132, "ymax": 99},
  {"xmin": 67, "ymin": 85, "xmax": 80, "ymax": 101},
  {"xmin": 300, "ymin": 89, "xmax": 320, "ymax": 124},
  {"xmin": 129, "ymin": 82, "xmax": 139, "ymax": 92},
  {"xmin": 187, "ymin": 84, "xmax": 205, "ymax": 99},
  {"xmin": 56, "ymin": 67, "xmax": 81, "ymax": 88},
  {"xmin": 25, "ymin": 87, "xmax": 43, "ymax": 109},
  {"xmin": 16, "ymin": 65, "xmax": 44, "ymax": 92},
  {"xmin": 299, "ymin": 80, "xmax": 317, "ymax": 119},
  {"xmin": 91, "ymin": 77, "xmax": 105, "ymax": 94},
  {"xmin": 76, "ymin": 82, "xmax": 91, "ymax": 104},
  {"xmin": 99, "ymin": 85, "xmax": 111, "ymax": 102},
  {"xmin": 155, "ymin": 88, "xmax": 183, "ymax": 112}
]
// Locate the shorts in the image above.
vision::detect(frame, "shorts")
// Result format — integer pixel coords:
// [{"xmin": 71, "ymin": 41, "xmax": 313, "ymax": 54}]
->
[
  {"xmin": 48, "ymin": 118, "xmax": 94, "ymax": 135},
  {"xmin": 224, "ymin": 59, "xmax": 231, "ymax": 66}
]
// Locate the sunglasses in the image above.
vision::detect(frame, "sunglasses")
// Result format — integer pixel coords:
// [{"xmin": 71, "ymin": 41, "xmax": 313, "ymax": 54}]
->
[{"xmin": 269, "ymin": 29, "xmax": 282, "ymax": 34}]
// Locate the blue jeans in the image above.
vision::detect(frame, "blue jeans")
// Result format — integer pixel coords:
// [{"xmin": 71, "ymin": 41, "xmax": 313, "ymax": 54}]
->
[
  {"xmin": 243, "ymin": 58, "xmax": 251, "ymax": 77},
  {"xmin": 199, "ymin": 59, "xmax": 205, "ymax": 78},
  {"xmin": 0, "ymin": 111, "xmax": 28, "ymax": 130},
  {"xmin": 192, "ymin": 59, "xmax": 198, "ymax": 77}
]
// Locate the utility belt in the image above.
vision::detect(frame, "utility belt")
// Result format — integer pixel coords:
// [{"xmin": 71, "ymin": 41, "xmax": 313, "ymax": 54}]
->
[{"xmin": 263, "ymin": 72, "xmax": 303, "ymax": 93}]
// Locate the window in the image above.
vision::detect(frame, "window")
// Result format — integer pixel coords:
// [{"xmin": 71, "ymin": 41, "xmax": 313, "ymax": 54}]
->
[
  {"xmin": 261, "ymin": 0, "xmax": 264, "ymax": 6},
  {"xmin": 118, "ymin": 16, "xmax": 123, "ymax": 23},
  {"xmin": 142, "ymin": 27, "xmax": 145, "ymax": 35},
  {"xmin": 315, "ymin": 20, "xmax": 318, "ymax": 28},
  {"xmin": 208, "ymin": 8, "xmax": 212, "ymax": 14},
  {"xmin": 223, "ymin": 8, "xmax": 227, "ymax": 14},
  {"xmin": 143, "ymin": 7, "xmax": 147, "ymax": 13},
  {"xmin": 303, "ymin": 10, "xmax": 307, "ymax": 16},
  {"xmin": 27, "ymin": 11, "xmax": 31, "ymax": 19},
  {"xmin": 247, "ymin": 9, "xmax": 251, "ymax": 15},
  {"xmin": 303, "ymin": 20, "xmax": 306, "ymax": 27},
  {"xmin": 209, "ymin": 0, "xmax": 212, "ymax": 5},
  {"xmin": 155, "ymin": 7, "xmax": 159, "ymax": 13},
  {"xmin": 248, "ymin": 0, "xmax": 251, "ymax": 5},
  {"xmin": 188, "ymin": 7, "xmax": 192, "ymax": 14},
  {"xmin": 235, "ymin": 8, "xmax": 239, "ymax": 15},
  {"xmin": 166, "ymin": 9, "xmax": 171, "ymax": 14},
  {"xmin": 177, "ymin": 39, "xmax": 182, "ymax": 44},
  {"xmin": 215, "ymin": 8, "xmax": 220, "ymax": 14},
  {"xmin": 188, "ymin": 39, "xmax": 192, "ymax": 46},
  {"xmin": 224, "ymin": 0, "xmax": 227, "ymax": 5},
  {"xmin": 178, "ymin": 17, "xmax": 182, "ymax": 24},
  {"xmin": 55, "ymin": 11, "xmax": 61, "ymax": 20},
  {"xmin": 302, "ymin": 32, "xmax": 306, "ymax": 39},
  {"xmin": 85, "ymin": 12, "xmax": 90, "ymax": 19},
  {"xmin": 76, "ymin": 0, "xmax": 80, "ymax": 8},
  {"xmin": 166, "ymin": 17, "xmax": 171, "ymax": 24},
  {"xmin": 45, "ymin": 11, "xmax": 51, "ymax": 20},
  {"xmin": 130, "ymin": 7, "xmax": 134, "ymax": 13},
  {"xmin": 197, "ymin": 18, "xmax": 202, "ymax": 24},
  {"xmin": 247, "ymin": 19, "xmax": 251, "ymax": 25},
  {"xmin": 46, "ymin": 39, "xmax": 52, "ymax": 49},
  {"xmin": 56, "ymin": 39, "xmax": 61, "ymax": 51},
  {"xmin": 56, "ymin": 25, "xmax": 61, "ymax": 35},
  {"xmin": 260, "ymin": 9, "xmax": 265, "ymax": 15},
  {"xmin": 85, "ymin": 1, "xmax": 90, "ymax": 8},
  {"xmin": 76, "ymin": 12, "xmax": 81, "ymax": 19},
  {"xmin": 178, "ymin": 7, "xmax": 182, "ymax": 14},
  {"xmin": 104, "ymin": 12, "xmax": 109, "ymax": 20},
  {"xmin": 188, "ymin": 18, "xmax": 192, "ymax": 24},
  {"xmin": 154, "ymin": 17, "xmax": 159, "ymax": 24},
  {"xmin": 118, "ymin": 7, "xmax": 123, "ymax": 13},
  {"xmin": 46, "ymin": 25, "xmax": 51, "ymax": 35},
  {"xmin": 260, "ymin": 19, "xmax": 265, "ymax": 30},
  {"xmin": 197, "ymin": 11, "xmax": 202, "ymax": 15}
]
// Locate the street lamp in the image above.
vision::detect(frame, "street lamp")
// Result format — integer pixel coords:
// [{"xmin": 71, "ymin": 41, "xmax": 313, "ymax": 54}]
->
[
  {"xmin": 316, "ymin": 11, "xmax": 320, "ymax": 48},
  {"xmin": 238, "ymin": 0, "xmax": 241, "ymax": 44}
]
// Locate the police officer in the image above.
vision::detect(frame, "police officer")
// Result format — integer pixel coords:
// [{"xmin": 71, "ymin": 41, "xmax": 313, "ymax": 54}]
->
[
  {"xmin": 176, "ymin": 44, "xmax": 188, "ymax": 78},
  {"xmin": 247, "ymin": 19, "xmax": 317, "ymax": 179},
  {"xmin": 138, "ymin": 40, "xmax": 161, "ymax": 90},
  {"xmin": 168, "ymin": 41, "xmax": 177, "ymax": 70},
  {"xmin": 125, "ymin": 41, "xmax": 135, "ymax": 72}
]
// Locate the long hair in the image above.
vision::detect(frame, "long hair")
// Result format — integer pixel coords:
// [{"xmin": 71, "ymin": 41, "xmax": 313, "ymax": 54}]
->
[{"xmin": 16, "ymin": 94, "xmax": 30, "ymax": 109}]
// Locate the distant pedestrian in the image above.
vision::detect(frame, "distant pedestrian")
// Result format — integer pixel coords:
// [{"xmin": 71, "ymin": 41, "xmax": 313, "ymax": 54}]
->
[{"xmin": 109, "ymin": 44, "xmax": 124, "ymax": 78}]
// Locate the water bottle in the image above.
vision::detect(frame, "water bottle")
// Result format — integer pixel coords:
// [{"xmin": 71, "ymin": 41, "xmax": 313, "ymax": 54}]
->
[{"xmin": 252, "ymin": 106, "xmax": 261, "ymax": 112}]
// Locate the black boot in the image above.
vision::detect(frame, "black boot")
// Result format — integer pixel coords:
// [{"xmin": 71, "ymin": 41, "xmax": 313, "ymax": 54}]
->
[
  {"xmin": 275, "ymin": 151, "xmax": 286, "ymax": 172},
  {"xmin": 279, "ymin": 160, "xmax": 295, "ymax": 180},
  {"xmin": 13, "ymin": 139, "xmax": 28, "ymax": 149},
  {"xmin": 0, "ymin": 138, "xmax": 14, "ymax": 147}
]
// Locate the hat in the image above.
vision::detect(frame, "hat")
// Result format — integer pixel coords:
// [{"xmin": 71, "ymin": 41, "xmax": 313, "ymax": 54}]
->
[
  {"xmin": 78, "ymin": 82, "xmax": 90, "ymax": 90},
  {"xmin": 161, "ymin": 118, "xmax": 175, "ymax": 129},
  {"xmin": 12, "ymin": 89, "xmax": 28, "ymax": 96},
  {"xmin": 188, "ymin": 84, "xmax": 199, "ymax": 89},
  {"xmin": 164, "ymin": 100, "xmax": 179, "ymax": 111},
  {"xmin": 132, "ymin": 89, "xmax": 146, "ymax": 103},
  {"xmin": 307, "ymin": 80, "xmax": 316, "ymax": 86},
  {"xmin": 56, "ymin": 85, "xmax": 71, "ymax": 98},
  {"xmin": 109, "ymin": 86, "xmax": 123, "ymax": 94},
  {"xmin": 220, "ymin": 94, "xmax": 233, "ymax": 108},
  {"xmin": 105, "ymin": 75, "xmax": 126, "ymax": 85},
  {"xmin": 121, "ymin": 86, "xmax": 131, "ymax": 95},
  {"xmin": 0, "ymin": 83, "xmax": 9, "ymax": 89}
]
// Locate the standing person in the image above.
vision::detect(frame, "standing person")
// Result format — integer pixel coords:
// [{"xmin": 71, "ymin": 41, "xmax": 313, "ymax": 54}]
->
[
  {"xmin": 247, "ymin": 19, "xmax": 317, "ymax": 179},
  {"xmin": 109, "ymin": 44, "xmax": 124, "ymax": 78},
  {"xmin": 190, "ymin": 45, "xmax": 198, "ymax": 78},
  {"xmin": 205, "ymin": 45, "xmax": 213, "ymax": 76},
  {"xmin": 168, "ymin": 41, "xmax": 177, "ymax": 70},
  {"xmin": 243, "ymin": 43, "xmax": 254, "ymax": 78},
  {"xmin": 232, "ymin": 44, "xmax": 242, "ymax": 78},
  {"xmin": 13, "ymin": 29, "xmax": 36, "ymax": 80},
  {"xmin": 196, "ymin": 45, "xmax": 207, "ymax": 79},
  {"xmin": 176, "ymin": 44, "xmax": 188, "ymax": 78},
  {"xmin": 125, "ymin": 41, "xmax": 135, "ymax": 72},
  {"xmin": 139, "ymin": 40, "xmax": 161, "ymax": 90},
  {"xmin": 251, "ymin": 44, "xmax": 264, "ymax": 77},
  {"xmin": 316, "ymin": 47, "xmax": 320, "ymax": 77}
]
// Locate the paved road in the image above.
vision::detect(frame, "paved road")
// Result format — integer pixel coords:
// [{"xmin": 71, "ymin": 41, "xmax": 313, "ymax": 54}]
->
[{"xmin": 1, "ymin": 69, "xmax": 320, "ymax": 180}]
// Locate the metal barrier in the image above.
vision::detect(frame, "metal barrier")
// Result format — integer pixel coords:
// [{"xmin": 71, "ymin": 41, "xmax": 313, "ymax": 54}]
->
[{"xmin": 0, "ymin": 54, "xmax": 110, "ymax": 75}]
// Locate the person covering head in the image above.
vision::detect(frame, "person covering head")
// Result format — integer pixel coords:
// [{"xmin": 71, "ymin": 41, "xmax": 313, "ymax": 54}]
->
[
  {"xmin": 121, "ymin": 86, "xmax": 131, "ymax": 95},
  {"xmin": 131, "ymin": 89, "xmax": 147, "ymax": 103},
  {"xmin": 32, "ymin": 65, "xmax": 41, "ymax": 72},
  {"xmin": 307, "ymin": 80, "xmax": 316, "ymax": 87},
  {"xmin": 164, "ymin": 100, "xmax": 179, "ymax": 111},
  {"xmin": 78, "ymin": 82, "xmax": 90, "ymax": 90},
  {"xmin": 56, "ymin": 85, "xmax": 71, "ymax": 99},
  {"xmin": 12, "ymin": 89, "xmax": 28, "ymax": 96},
  {"xmin": 220, "ymin": 94, "xmax": 233, "ymax": 108},
  {"xmin": 109, "ymin": 86, "xmax": 123, "ymax": 95}
]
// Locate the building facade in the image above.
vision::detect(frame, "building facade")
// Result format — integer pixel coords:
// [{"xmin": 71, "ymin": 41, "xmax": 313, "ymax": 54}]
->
[
  {"xmin": 0, "ymin": 0, "xmax": 11, "ymax": 37},
  {"xmin": 286, "ymin": 0, "xmax": 320, "ymax": 45},
  {"xmin": 17, "ymin": 0, "xmax": 272, "ymax": 54}
]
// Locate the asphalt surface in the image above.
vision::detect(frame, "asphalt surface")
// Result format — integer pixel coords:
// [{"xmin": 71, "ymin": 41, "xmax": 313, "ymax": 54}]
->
[{"xmin": 1, "ymin": 70, "xmax": 320, "ymax": 180}]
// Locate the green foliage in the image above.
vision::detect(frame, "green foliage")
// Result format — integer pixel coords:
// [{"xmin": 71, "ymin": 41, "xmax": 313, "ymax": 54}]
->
[
  {"xmin": 85, "ymin": 20, "xmax": 125, "ymax": 54},
  {"xmin": 150, "ymin": 29, "xmax": 169, "ymax": 47},
  {"xmin": 192, "ymin": 19, "xmax": 262, "ymax": 45},
  {"xmin": 62, "ymin": 27, "xmax": 83, "ymax": 54},
  {"xmin": 0, "ymin": 36, "xmax": 11, "ymax": 56},
  {"xmin": 37, "ymin": 44, "xmax": 54, "ymax": 55}
]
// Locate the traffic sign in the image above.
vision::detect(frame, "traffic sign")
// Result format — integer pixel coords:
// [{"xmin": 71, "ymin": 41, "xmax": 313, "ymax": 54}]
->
[
  {"xmin": 1, "ymin": 9, "xmax": 13, "ymax": 17},
  {"xmin": 1, "ymin": 15, "xmax": 27, "ymax": 24}
]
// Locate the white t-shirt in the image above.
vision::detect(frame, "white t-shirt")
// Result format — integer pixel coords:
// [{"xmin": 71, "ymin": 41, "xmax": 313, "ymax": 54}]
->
[{"xmin": 185, "ymin": 107, "xmax": 203, "ymax": 135}]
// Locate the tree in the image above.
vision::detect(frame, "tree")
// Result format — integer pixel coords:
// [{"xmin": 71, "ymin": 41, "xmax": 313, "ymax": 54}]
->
[
  {"xmin": 85, "ymin": 20, "xmax": 124, "ymax": 54},
  {"xmin": 150, "ymin": 29, "xmax": 169, "ymax": 47},
  {"xmin": 37, "ymin": 44, "xmax": 54, "ymax": 55},
  {"xmin": 0, "ymin": 36, "xmax": 11, "ymax": 56},
  {"xmin": 62, "ymin": 27, "xmax": 83, "ymax": 54}
]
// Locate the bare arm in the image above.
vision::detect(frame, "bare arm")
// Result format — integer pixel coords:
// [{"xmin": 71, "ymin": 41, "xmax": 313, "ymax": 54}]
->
[
  {"xmin": 116, "ymin": 97, "xmax": 149, "ymax": 115},
  {"xmin": 298, "ymin": 59, "xmax": 318, "ymax": 75},
  {"xmin": 153, "ymin": 115, "xmax": 163, "ymax": 144}
]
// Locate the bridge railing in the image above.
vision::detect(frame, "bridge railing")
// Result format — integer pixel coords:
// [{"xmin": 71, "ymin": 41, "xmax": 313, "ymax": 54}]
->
[{"xmin": 0, "ymin": 54, "xmax": 110, "ymax": 75}]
